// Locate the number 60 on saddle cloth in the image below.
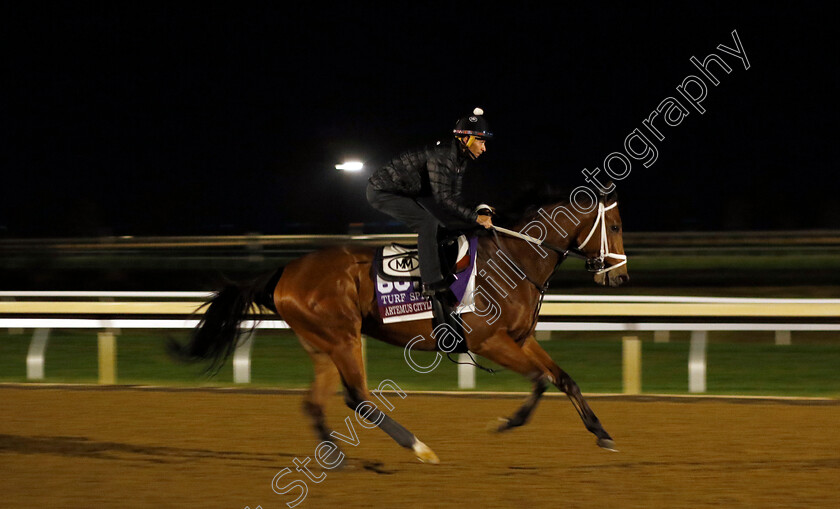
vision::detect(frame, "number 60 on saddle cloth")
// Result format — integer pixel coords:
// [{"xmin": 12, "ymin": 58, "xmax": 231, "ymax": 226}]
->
[{"xmin": 373, "ymin": 236, "xmax": 478, "ymax": 324}]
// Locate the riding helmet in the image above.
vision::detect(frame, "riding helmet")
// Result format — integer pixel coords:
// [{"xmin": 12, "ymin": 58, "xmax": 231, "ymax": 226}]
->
[{"xmin": 453, "ymin": 107, "xmax": 493, "ymax": 139}]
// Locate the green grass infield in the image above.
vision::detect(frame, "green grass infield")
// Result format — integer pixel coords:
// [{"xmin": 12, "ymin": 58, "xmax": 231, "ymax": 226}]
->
[{"xmin": 1, "ymin": 329, "xmax": 838, "ymax": 397}]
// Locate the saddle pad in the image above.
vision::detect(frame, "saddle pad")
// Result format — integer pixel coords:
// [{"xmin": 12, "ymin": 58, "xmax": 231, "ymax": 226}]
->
[
  {"xmin": 376, "ymin": 236, "xmax": 478, "ymax": 324},
  {"xmin": 379, "ymin": 235, "xmax": 471, "ymax": 279}
]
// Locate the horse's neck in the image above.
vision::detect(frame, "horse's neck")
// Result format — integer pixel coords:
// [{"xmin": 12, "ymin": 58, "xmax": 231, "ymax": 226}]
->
[
  {"xmin": 523, "ymin": 200, "xmax": 596, "ymax": 250},
  {"xmin": 478, "ymin": 203, "xmax": 586, "ymax": 287}
]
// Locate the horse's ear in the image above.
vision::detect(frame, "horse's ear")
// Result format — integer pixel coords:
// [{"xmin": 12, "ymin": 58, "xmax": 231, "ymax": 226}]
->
[
  {"xmin": 598, "ymin": 180, "xmax": 615, "ymax": 197},
  {"xmin": 598, "ymin": 180, "xmax": 618, "ymax": 203}
]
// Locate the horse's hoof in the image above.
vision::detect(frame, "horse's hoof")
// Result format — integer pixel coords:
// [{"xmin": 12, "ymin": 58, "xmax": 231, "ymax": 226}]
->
[
  {"xmin": 487, "ymin": 417, "xmax": 510, "ymax": 433},
  {"xmin": 597, "ymin": 438, "xmax": 619, "ymax": 452},
  {"xmin": 412, "ymin": 439, "xmax": 440, "ymax": 464}
]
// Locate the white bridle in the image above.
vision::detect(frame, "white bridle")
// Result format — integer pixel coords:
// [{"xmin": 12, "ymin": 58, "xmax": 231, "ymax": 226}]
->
[
  {"xmin": 489, "ymin": 200, "xmax": 627, "ymax": 275},
  {"xmin": 578, "ymin": 201, "xmax": 627, "ymax": 274}
]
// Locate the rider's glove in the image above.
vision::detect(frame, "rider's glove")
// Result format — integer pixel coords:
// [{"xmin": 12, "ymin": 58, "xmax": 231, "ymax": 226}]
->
[{"xmin": 475, "ymin": 203, "xmax": 496, "ymax": 217}]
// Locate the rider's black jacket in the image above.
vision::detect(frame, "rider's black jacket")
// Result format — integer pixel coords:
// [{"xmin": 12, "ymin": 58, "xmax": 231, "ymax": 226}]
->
[{"xmin": 368, "ymin": 139, "xmax": 478, "ymax": 223}]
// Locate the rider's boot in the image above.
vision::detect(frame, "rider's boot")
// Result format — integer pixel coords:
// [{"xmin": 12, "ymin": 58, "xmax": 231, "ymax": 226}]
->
[
  {"xmin": 422, "ymin": 279, "xmax": 450, "ymax": 320},
  {"xmin": 421, "ymin": 278, "xmax": 450, "ymax": 297},
  {"xmin": 422, "ymin": 278, "xmax": 465, "ymax": 351}
]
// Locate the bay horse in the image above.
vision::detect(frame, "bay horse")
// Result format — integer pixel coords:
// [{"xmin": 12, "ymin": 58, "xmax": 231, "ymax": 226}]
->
[{"xmin": 169, "ymin": 189, "xmax": 629, "ymax": 464}]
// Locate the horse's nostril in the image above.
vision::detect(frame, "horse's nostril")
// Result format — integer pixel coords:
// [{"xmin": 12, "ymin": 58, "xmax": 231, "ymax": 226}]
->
[{"xmin": 619, "ymin": 274, "xmax": 630, "ymax": 284}]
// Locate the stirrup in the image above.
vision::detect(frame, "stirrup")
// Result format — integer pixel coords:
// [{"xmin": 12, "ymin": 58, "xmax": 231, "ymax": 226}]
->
[
  {"xmin": 424, "ymin": 288, "xmax": 456, "ymax": 311},
  {"xmin": 421, "ymin": 279, "xmax": 450, "ymax": 297},
  {"xmin": 429, "ymin": 295, "xmax": 448, "ymax": 328},
  {"xmin": 428, "ymin": 291, "xmax": 467, "ymax": 353}
]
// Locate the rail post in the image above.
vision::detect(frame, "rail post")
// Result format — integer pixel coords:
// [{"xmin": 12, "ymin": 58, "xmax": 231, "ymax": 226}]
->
[
  {"xmin": 622, "ymin": 336, "xmax": 642, "ymax": 394},
  {"xmin": 688, "ymin": 331, "xmax": 707, "ymax": 393},
  {"xmin": 98, "ymin": 331, "xmax": 117, "ymax": 384},
  {"xmin": 457, "ymin": 353, "xmax": 476, "ymax": 389},
  {"xmin": 233, "ymin": 330, "xmax": 256, "ymax": 384},
  {"xmin": 775, "ymin": 330, "xmax": 791, "ymax": 346},
  {"xmin": 26, "ymin": 328, "xmax": 50, "ymax": 380}
]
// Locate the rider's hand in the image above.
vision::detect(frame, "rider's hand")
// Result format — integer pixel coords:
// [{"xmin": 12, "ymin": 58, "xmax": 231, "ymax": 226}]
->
[{"xmin": 476, "ymin": 214, "xmax": 493, "ymax": 229}]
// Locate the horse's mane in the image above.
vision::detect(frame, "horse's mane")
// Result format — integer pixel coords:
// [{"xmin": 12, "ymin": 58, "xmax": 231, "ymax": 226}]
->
[{"xmin": 494, "ymin": 182, "xmax": 618, "ymax": 229}]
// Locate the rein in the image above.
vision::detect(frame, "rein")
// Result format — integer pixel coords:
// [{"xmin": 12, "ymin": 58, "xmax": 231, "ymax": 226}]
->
[
  {"xmin": 490, "ymin": 225, "xmax": 570, "ymax": 259},
  {"xmin": 491, "ymin": 200, "xmax": 626, "ymax": 275},
  {"xmin": 444, "ymin": 200, "xmax": 626, "ymax": 374}
]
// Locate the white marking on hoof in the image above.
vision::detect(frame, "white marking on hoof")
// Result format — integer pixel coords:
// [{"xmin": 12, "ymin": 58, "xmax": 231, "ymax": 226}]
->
[
  {"xmin": 487, "ymin": 417, "xmax": 511, "ymax": 433},
  {"xmin": 486, "ymin": 417, "xmax": 509, "ymax": 432},
  {"xmin": 412, "ymin": 438, "xmax": 440, "ymax": 464},
  {"xmin": 597, "ymin": 438, "xmax": 619, "ymax": 452}
]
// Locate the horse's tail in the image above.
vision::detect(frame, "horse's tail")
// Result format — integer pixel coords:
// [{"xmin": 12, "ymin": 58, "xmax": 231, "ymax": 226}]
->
[{"xmin": 167, "ymin": 267, "xmax": 283, "ymax": 373}]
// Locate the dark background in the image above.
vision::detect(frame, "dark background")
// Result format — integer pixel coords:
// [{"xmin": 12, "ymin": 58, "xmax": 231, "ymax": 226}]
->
[{"xmin": 2, "ymin": 2, "xmax": 836, "ymax": 237}]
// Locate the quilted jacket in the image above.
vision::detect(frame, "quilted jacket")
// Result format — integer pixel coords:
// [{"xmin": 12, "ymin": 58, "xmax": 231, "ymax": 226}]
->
[{"xmin": 368, "ymin": 139, "xmax": 477, "ymax": 223}]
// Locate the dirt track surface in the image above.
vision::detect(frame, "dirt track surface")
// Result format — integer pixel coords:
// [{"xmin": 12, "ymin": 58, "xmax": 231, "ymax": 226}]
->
[{"xmin": 2, "ymin": 386, "xmax": 839, "ymax": 509}]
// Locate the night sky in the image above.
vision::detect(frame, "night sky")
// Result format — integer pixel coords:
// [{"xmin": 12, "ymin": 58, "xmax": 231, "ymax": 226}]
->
[{"xmin": 2, "ymin": 3, "xmax": 836, "ymax": 237}]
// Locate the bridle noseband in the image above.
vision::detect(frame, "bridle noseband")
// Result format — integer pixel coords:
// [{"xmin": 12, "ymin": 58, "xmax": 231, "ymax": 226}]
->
[{"xmin": 576, "ymin": 201, "xmax": 627, "ymax": 275}]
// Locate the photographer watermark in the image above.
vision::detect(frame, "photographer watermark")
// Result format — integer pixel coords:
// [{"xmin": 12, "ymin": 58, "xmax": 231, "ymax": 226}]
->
[
  {"xmin": 245, "ymin": 379, "xmax": 406, "ymax": 509},
  {"xmin": 404, "ymin": 28, "xmax": 750, "ymax": 372},
  {"xmin": 246, "ymin": 27, "xmax": 751, "ymax": 509}
]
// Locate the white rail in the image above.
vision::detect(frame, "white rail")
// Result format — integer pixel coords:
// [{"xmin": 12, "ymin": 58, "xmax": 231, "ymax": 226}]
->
[
  {"xmin": 543, "ymin": 295, "xmax": 840, "ymax": 304},
  {"xmin": 2, "ymin": 292, "xmax": 838, "ymax": 392},
  {"xmin": 4, "ymin": 291, "xmax": 839, "ymax": 304},
  {"xmin": 0, "ymin": 291, "xmax": 212, "ymax": 298}
]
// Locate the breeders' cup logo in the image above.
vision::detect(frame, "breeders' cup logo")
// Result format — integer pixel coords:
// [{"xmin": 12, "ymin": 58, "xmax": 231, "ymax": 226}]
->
[{"xmin": 387, "ymin": 255, "xmax": 419, "ymax": 273}]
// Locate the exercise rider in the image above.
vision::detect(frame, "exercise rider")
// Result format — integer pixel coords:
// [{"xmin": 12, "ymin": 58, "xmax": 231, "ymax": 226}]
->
[{"xmin": 366, "ymin": 107, "xmax": 495, "ymax": 311}]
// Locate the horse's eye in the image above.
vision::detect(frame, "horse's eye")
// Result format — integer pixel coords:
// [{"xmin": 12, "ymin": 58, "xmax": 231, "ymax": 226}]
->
[{"xmin": 610, "ymin": 225, "xmax": 621, "ymax": 233}]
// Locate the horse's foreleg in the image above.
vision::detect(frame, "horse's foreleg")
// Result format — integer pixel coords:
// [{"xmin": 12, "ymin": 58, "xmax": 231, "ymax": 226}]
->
[
  {"xmin": 473, "ymin": 331, "xmax": 556, "ymax": 434},
  {"xmin": 557, "ymin": 371, "xmax": 617, "ymax": 450},
  {"xmin": 475, "ymin": 333, "xmax": 616, "ymax": 450},
  {"xmin": 330, "ymin": 338, "xmax": 440, "ymax": 464},
  {"xmin": 493, "ymin": 378, "xmax": 548, "ymax": 432},
  {"xmin": 523, "ymin": 337, "xmax": 617, "ymax": 451}
]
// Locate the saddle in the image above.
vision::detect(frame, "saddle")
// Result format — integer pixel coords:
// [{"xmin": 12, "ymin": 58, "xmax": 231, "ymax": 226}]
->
[
  {"xmin": 374, "ymin": 234, "xmax": 472, "ymax": 281},
  {"xmin": 372, "ymin": 234, "xmax": 478, "ymax": 353}
]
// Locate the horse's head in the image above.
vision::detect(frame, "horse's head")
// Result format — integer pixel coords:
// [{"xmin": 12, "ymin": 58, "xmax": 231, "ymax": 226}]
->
[
  {"xmin": 499, "ymin": 183, "xmax": 629, "ymax": 287},
  {"xmin": 572, "ymin": 191, "xmax": 629, "ymax": 287}
]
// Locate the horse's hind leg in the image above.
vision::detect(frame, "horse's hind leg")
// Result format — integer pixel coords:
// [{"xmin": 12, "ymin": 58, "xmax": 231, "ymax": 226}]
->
[
  {"xmin": 297, "ymin": 337, "xmax": 341, "ymax": 447},
  {"xmin": 328, "ymin": 338, "xmax": 440, "ymax": 464},
  {"xmin": 279, "ymin": 249, "xmax": 437, "ymax": 463}
]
